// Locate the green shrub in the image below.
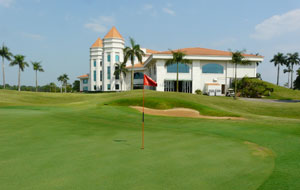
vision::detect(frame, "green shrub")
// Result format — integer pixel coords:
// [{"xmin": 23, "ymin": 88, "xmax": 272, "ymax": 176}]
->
[
  {"xmin": 232, "ymin": 77, "xmax": 272, "ymax": 98},
  {"xmin": 195, "ymin": 89, "xmax": 202, "ymax": 95}
]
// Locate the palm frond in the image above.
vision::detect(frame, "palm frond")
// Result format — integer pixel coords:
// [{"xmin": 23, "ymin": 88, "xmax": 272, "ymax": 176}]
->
[{"xmin": 129, "ymin": 37, "xmax": 135, "ymax": 48}]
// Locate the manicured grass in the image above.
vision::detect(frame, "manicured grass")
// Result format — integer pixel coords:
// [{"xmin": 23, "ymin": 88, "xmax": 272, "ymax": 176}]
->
[
  {"xmin": 255, "ymin": 79, "xmax": 300, "ymax": 100},
  {"xmin": 0, "ymin": 90, "xmax": 300, "ymax": 190}
]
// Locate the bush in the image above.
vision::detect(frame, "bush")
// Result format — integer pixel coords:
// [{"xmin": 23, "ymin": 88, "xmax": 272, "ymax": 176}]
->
[
  {"xmin": 232, "ymin": 77, "xmax": 272, "ymax": 98},
  {"xmin": 195, "ymin": 89, "xmax": 202, "ymax": 95}
]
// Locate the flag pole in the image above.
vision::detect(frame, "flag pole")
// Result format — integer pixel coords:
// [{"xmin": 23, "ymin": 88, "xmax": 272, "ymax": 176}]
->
[{"xmin": 141, "ymin": 81, "xmax": 145, "ymax": 149}]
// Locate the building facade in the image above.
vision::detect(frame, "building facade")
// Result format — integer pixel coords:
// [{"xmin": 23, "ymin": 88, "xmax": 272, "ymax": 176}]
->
[{"xmin": 78, "ymin": 26, "xmax": 264, "ymax": 95}]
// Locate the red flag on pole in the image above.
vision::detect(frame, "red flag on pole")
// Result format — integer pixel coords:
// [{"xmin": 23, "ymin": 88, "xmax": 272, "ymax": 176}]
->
[
  {"xmin": 144, "ymin": 74, "xmax": 157, "ymax": 87},
  {"xmin": 141, "ymin": 74, "xmax": 157, "ymax": 150}
]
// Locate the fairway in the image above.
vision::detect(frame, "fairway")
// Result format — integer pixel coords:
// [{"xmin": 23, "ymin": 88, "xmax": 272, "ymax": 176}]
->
[{"xmin": 0, "ymin": 90, "xmax": 300, "ymax": 190}]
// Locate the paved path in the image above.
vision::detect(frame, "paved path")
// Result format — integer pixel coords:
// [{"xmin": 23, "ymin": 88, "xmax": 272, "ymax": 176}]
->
[{"xmin": 240, "ymin": 98, "xmax": 300, "ymax": 103}]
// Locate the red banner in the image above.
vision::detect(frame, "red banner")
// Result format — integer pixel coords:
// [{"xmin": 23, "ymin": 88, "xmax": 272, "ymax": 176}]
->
[{"xmin": 144, "ymin": 74, "xmax": 157, "ymax": 87}]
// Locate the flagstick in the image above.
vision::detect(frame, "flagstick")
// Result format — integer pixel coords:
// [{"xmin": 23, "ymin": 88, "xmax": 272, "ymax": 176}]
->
[{"xmin": 141, "ymin": 84, "xmax": 145, "ymax": 149}]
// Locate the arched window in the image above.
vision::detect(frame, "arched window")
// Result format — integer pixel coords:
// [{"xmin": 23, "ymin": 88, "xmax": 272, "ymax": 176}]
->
[
  {"xmin": 134, "ymin": 72, "xmax": 144, "ymax": 79},
  {"xmin": 202, "ymin": 63, "xmax": 224, "ymax": 74},
  {"xmin": 167, "ymin": 63, "xmax": 190, "ymax": 73}
]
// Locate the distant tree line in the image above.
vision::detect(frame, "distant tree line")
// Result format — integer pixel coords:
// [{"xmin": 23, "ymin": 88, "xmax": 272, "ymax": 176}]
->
[
  {"xmin": 271, "ymin": 52, "xmax": 300, "ymax": 89},
  {"xmin": 0, "ymin": 80, "xmax": 80, "ymax": 92},
  {"xmin": 0, "ymin": 43, "xmax": 80, "ymax": 93}
]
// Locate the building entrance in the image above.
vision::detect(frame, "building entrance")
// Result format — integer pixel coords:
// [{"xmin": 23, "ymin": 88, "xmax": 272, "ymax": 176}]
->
[{"xmin": 164, "ymin": 80, "xmax": 192, "ymax": 93}]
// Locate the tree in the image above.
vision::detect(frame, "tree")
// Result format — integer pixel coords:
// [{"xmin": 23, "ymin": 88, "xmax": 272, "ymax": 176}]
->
[
  {"xmin": 57, "ymin": 75, "xmax": 64, "ymax": 93},
  {"xmin": 123, "ymin": 37, "xmax": 145, "ymax": 90},
  {"xmin": 256, "ymin": 73, "xmax": 262, "ymax": 80},
  {"xmin": 293, "ymin": 69, "xmax": 300, "ymax": 90},
  {"xmin": 270, "ymin": 52, "xmax": 286, "ymax": 86},
  {"xmin": 114, "ymin": 62, "xmax": 128, "ymax": 91},
  {"xmin": 31, "ymin": 61, "xmax": 44, "ymax": 92},
  {"xmin": 9, "ymin": 55, "xmax": 29, "ymax": 91},
  {"xmin": 62, "ymin": 74, "xmax": 69, "ymax": 93},
  {"xmin": 287, "ymin": 52, "xmax": 300, "ymax": 89},
  {"xmin": 283, "ymin": 62, "xmax": 292, "ymax": 88},
  {"xmin": 0, "ymin": 44, "xmax": 13, "ymax": 89},
  {"xmin": 231, "ymin": 50, "xmax": 251, "ymax": 99},
  {"xmin": 72, "ymin": 80, "xmax": 80, "ymax": 92},
  {"xmin": 49, "ymin": 82, "xmax": 57, "ymax": 92},
  {"xmin": 165, "ymin": 50, "xmax": 191, "ymax": 92}
]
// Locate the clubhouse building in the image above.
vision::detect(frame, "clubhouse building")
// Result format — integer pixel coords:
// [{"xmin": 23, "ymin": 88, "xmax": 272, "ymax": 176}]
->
[{"xmin": 78, "ymin": 26, "xmax": 264, "ymax": 94}]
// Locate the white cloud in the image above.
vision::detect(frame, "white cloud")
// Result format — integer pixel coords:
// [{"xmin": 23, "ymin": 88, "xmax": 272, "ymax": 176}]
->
[
  {"xmin": 21, "ymin": 32, "xmax": 44, "ymax": 40},
  {"xmin": 137, "ymin": 4, "xmax": 157, "ymax": 17},
  {"xmin": 251, "ymin": 9, "xmax": 300, "ymax": 40},
  {"xmin": 143, "ymin": 4, "xmax": 153, "ymax": 10},
  {"xmin": 163, "ymin": 7, "xmax": 175, "ymax": 16},
  {"xmin": 0, "ymin": 0, "xmax": 14, "ymax": 7},
  {"xmin": 84, "ymin": 16, "xmax": 115, "ymax": 33}
]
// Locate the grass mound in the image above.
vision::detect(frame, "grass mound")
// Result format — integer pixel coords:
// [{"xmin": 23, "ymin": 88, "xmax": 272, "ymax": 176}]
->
[
  {"xmin": 256, "ymin": 80, "xmax": 300, "ymax": 100},
  {"xmin": 108, "ymin": 96, "xmax": 240, "ymax": 117}
]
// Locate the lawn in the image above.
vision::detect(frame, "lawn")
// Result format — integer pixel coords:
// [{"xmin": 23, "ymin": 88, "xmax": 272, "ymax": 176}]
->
[{"xmin": 0, "ymin": 90, "xmax": 300, "ymax": 190}]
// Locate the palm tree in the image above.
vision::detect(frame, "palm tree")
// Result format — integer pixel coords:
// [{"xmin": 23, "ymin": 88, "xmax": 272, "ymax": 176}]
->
[
  {"xmin": 57, "ymin": 75, "xmax": 64, "ymax": 93},
  {"xmin": 123, "ymin": 37, "xmax": 145, "ymax": 90},
  {"xmin": 231, "ymin": 50, "xmax": 251, "ymax": 99},
  {"xmin": 9, "ymin": 55, "xmax": 29, "ymax": 91},
  {"xmin": 283, "ymin": 62, "xmax": 292, "ymax": 88},
  {"xmin": 114, "ymin": 62, "xmax": 128, "ymax": 91},
  {"xmin": 165, "ymin": 50, "xmax": 191, "ymax": 92},
  {"xmin": 32, "ymin": 61, "xmax": 44, "ymax": 92},
  {"xmin": 270, "ymin": 52, "xmax": 286, "ymax": 86},
  {"xmin": 49, "ymin": 82, "xmax": 56, "ymax": 92},
  {"xmin": 0, "ymin": 44, "xmax": 13, "ymax": 89},
  {"xmin": 287, "ymin": 52, "xmax": 300, "ymax": 89},
  {"xmin": 62, "ymin": 74, "xmax": 69, "ymax": 93}
]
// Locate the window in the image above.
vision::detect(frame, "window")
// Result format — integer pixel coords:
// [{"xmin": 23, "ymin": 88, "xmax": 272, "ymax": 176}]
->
[
  {"xmin": 83, "ymin": 79, "xmax": 88, "ymax": 84},
  {"xmin": 100, "ymin": 85, "xmax": 102, "ymax": 90},
  {"xmin": 100, "ymin": 71, "xmax": 102, "ymax": 81},
  {"xmin": 94, "ymin": 85, "xmax": 96, "ymax": 90},
  {"xmin": 107, "ymin": 54, "xmax": 111, "ymax": 62},
  {"xmin": 115, "ymin": 84, "xmax": 119, "ymax": 90},
  {"xmin": 115, "ymin": 55, "xmax": 120, "ymax": 62},
  {"xmin": 93, "ymin": 70, "xmax": 96, "ymax": 82},
  {"xmin": 107, "ymin": 66, "xmax": 111, "ymax": 79},
  {"xmin": 134, "ymin": 72, "xmax": 144, "ymax": 79},
  {"xmin": 83, "ymin": 86, "xmax": 88, "ymax": 91},
  {"xmin": 115, "ymin": 66, "xmax": 119, "ymax": 80},
  {"xmin": 94, "ymin": 60, "xmax": 96, "ymax": 67},
  {"xmin": 107, "ymin": 84, "xmax": 111, "ymax": 90},
  {"xmin": 100, "ymin": 61, "xmax": 102, "ymax": 66},
  {"xmin": 202, "ymin": 63, "xmax": 224, "ymax": 74},
  {"xmin": 167, "ymin": 63, "xmax": 190, "ymax": 73}
]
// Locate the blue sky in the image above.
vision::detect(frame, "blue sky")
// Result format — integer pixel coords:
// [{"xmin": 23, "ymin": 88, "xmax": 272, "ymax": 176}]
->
[{"xmin": 1, "ymin": 0, "xmax": 300, "ymax": 86}]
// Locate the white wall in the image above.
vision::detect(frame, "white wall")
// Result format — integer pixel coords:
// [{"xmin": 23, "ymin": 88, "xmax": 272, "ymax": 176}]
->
[
  {"xmin": 151, "ymin": 59, "xmax": 257, "ymax": 93},
  {"xmin": 90, "ymin": 47, "xmax": 103, "ymax": 91},
  {"xmin": 102, "ymin": 38, "xmax": 125, "ymax": 91}
]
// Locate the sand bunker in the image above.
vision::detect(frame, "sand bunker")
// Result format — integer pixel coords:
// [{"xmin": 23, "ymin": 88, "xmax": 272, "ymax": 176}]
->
[{"xmin": 130, "ymin": 106, "xmax": 244, "ymax": 120}]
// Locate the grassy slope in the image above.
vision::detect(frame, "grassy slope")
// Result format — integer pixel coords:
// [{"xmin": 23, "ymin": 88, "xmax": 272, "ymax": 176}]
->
[
  {"xmin": 0, "ymin": 90, "xmax": 300, "ymax": 190},
  {"xmin": 250, "ymin": 79, "xmax": 300, "ymax": 100}
]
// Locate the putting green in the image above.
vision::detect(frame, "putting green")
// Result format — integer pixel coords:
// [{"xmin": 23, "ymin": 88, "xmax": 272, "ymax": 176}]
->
[{"xmin": 0, "ymin": 104, "xmax": 274, "ymax": 190}]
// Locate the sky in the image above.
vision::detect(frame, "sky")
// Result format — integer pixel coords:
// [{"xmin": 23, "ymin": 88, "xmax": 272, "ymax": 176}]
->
[{"xmin": 1, "ymin": 0, "xmax": 300, "ymax": 86}]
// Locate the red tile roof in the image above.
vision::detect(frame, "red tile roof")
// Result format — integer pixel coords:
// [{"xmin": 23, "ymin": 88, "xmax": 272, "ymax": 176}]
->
[
  {"xmin": 91, "ymin": 38, "xmax": 103, "ymax": 48},
  {"xmin": 126, "ymin": 63, "xmax": 144, "ymax": 68},
  {"xmin": 104, "ymin": 26, "xmax": 123, "ymax": 39},
  {"xmin": 156, "ymin": 47, "xmax": 263, "ymax": 58},
  {"xmin": 145, "ymin": 48, "xmax": 160, "ymax": 54},
  {"xmin": 77, "ymin": 74, "xmax": 89, "ymax": 78}
]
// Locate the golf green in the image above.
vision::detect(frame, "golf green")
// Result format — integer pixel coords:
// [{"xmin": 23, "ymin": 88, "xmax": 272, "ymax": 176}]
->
[{"xmin": 0, "ymin": 90, "xmax": 299, "ymax": 190}]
